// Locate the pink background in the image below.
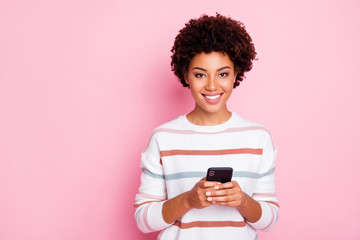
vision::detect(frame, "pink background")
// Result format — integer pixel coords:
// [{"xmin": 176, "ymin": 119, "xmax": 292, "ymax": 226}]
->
[{"xmin": 1, "ymin": 0, "xmax": 360, "ymax": 239}]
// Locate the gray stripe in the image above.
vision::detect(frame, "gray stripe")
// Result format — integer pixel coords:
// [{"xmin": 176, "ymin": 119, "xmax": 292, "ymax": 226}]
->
[
  {"xmin": 165, "ymin": 171, "xmax": 205, "ymax": 180},
  {"xmin": 233, "ymin": 167, "xmax": 275, "ymax": 178},
  {"xmin": 165, "ymin": 168, "xmax": 275, "ymax": 181},
  {"xmin": 141, "ymin": 168, "xmax": 165, "ymax": 179},
  {"xmin": 142, "ymin": 167, "xmax": 274, "ymax": 181}
]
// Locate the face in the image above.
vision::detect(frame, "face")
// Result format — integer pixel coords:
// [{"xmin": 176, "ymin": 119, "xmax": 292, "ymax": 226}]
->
[{"xmin": 184, "ymin": 51, "xmax": 236, "ymax": 116}]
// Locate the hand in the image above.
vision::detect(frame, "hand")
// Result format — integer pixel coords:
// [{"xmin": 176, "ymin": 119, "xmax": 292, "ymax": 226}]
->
[
  {"xmin": 204, "ymin": 180, "xmax": 248, "ymax": 209},
  {"xmin": 185, "ymin": 177, "xmax": 220, "ymax": 209}
]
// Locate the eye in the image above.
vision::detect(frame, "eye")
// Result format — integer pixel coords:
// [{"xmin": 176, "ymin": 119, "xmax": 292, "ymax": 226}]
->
[
  {"xmin": 195, "ymin": 73, "xmax": 205, "ymax": 78},
  {"xmin": 219, "ymin": 72, "xmax": 229, "ymax": 77}
]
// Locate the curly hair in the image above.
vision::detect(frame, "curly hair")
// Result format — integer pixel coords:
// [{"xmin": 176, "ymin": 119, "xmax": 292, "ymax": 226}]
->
[{"xmin": 171, "ymin": 13, "xmax": 257, "ymax": 88}]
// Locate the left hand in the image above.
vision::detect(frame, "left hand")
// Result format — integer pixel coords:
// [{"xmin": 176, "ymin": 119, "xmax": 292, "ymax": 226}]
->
[{"xmin": 204, "ymin": 180, "xmax": 248, "ymax": 209}]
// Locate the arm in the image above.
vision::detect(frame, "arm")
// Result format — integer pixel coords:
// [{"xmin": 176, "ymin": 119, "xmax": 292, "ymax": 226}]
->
[
  {"xmin": 249, "ymin": 131, "xmax": 279, "ymax": 231},
  {"xmin": 162, "ymin": 192, "xmax": 192, "ymax": 224},
  {"xmin": 134, "ymin": 136, "xmax": 219, "ymax": 232},
  {"xmin": 162, "ymin": 178, "xmax": 219, "ymax": 224},
  {"xmin": 204, "ymin": 180, "xmax": 262, "ymax": 223},
  {"xmin": 204, "ymin": 131, "xmax": 279, "ymax": 230},
  {"xmin": 134, "ymin": 134, "xmax": 171, "ymax": 233},
  {"xmin": 237, "ymin": 192, "xmax": 262, "ymax": 223}
]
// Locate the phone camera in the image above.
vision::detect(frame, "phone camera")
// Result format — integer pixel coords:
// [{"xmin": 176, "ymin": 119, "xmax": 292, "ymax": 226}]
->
[{"xmin": 209, "ymin": 170, "xmax": 215, "ymax": 177}]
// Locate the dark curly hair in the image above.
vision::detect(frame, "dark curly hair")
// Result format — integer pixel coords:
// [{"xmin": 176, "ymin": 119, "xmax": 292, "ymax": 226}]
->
[{"xmin": 171, "ymin": 13, "xmax": 257, "ymax": 88}]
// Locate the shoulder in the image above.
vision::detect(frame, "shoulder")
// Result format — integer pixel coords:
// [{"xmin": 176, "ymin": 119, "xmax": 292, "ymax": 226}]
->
[
  {"xmin": 142, "ymin": 116, "xmax": 185, "ymax": 156},
  {"xmin": 146, "ymin": 115, "xmax": 187, "ymax": 142},
  {"xmin": 231, "ymin": 112, "xmax": 271, "ymax": 133},
  {"xmin": 153, "ymin": 115, "xmax": 187, "ymax": 131},
  {"xmin": 231, "ymin": 112, "xmax": 275, "ymax": 146}
]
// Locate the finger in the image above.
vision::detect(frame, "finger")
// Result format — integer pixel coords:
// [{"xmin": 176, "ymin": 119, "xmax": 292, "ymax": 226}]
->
[
  {"xmin": 218, "ymin": 181, "xmax": 240, "ymax": 189},
  {"xmin": 198, "ymin": 177, "xmax": 219, "ymax": 187},
  {"xmin": 203, "ymin": 185, "xmax": 229, "ymax": 202},
  {"xmin": 213, "ymin": 200, "xmax": 242, "ymax": 207},
  {"xmin": 200, "ymin": 181, "xmax": 221, "ymax": 188},
  {"xmin": 207, "ymin": 188, "xmax": 232, "ymax": 197},
  {"xmin": 209, "ymin": 194, "xmax": 241, "ymax": 203}
]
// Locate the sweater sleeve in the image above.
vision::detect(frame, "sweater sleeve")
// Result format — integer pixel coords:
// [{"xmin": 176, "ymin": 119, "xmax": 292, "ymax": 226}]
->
[
  {"xmin": 134, "ymin": 134, "xmax": 173, "ymax": 233},
  {"xmin": 247, "ymin": 131, "xmax": 279, "ymax": 231}
]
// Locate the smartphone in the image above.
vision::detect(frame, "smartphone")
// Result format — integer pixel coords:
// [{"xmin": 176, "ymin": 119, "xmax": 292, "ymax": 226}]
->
[{"xmin": 206, "ymin": 167, "xmax": 233, "ymax": 183}]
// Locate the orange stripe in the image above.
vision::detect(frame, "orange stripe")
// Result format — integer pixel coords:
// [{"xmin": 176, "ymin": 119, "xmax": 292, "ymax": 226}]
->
[
  {"xmin": 174, "ymin": 220, "xmax": 246, "ymax": 229},
  {"xmin": 153, "ymin": 126, "xmax": 270, "ymax": 135},
  {"xmin": 133, "ymin": 200, "xmax": 161, "ymax": 208},
  {"xmin": 161, "ymin": 148, "xmax": 263, "ymax": 157},
  {"xmin": 266, "ymin": 201, "xmax": 280, "ymax": 208}
]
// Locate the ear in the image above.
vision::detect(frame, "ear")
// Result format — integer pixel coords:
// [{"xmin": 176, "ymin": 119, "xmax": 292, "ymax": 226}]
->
[{"xmin": 184, "ymin": 73, "xmax": 189, "ymax": 85}]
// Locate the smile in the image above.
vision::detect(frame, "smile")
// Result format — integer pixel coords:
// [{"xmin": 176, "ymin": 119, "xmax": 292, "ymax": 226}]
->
[
  {"xmin": 202, "ymin": 93, "xmax": 223, "ymax": 104},
  {"xmin": 204, "ymin": 94, "xmax": 221, "ymax": 100}
]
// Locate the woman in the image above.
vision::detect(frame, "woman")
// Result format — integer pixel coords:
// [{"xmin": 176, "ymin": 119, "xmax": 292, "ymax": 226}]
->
[{"xmin": 134, "ymin": 13, "xmax": 279, "ymax": 240}]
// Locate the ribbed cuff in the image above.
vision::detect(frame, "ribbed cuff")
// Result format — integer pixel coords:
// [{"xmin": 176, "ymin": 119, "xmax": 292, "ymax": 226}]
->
[
  {"xmin": 147, "ymin": 201, "xmax": 173, "ymax": 231},
  {"xmin": 247, "ymin": 201, "xmax": 274, "ymax": 231}
]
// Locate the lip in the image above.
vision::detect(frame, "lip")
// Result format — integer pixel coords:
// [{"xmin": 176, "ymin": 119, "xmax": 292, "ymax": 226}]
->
[{"xmin": 202, "ymin": 93, "xmax": 223, "ymax": 104}]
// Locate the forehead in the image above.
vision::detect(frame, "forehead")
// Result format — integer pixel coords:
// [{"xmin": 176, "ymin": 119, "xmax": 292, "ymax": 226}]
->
[{"xmin": 189, "ymin": 51, "xmax": 234, "ymax": 70}]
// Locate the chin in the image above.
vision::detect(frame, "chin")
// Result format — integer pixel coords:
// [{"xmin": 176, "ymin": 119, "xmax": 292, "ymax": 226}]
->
[{"xmin": 200, "ymin": 106, "xmax": 226, "ymax": 114}]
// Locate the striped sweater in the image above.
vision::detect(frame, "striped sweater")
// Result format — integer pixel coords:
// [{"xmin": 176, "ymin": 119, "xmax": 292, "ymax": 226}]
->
[{"xmin": 134, "ymin": 112, "xmax": 279, "ymax": 240}]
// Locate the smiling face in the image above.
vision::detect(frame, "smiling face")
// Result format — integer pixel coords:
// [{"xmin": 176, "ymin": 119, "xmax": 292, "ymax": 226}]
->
[{"xmin": 184, "ymin": 51, "xmax": 236, "ymax": 125}]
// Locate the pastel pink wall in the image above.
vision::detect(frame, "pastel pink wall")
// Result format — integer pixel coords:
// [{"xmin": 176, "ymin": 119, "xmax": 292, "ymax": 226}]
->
[{"xmin": 1, "ymin": 0, "xmax": 359, "ymax": 239}]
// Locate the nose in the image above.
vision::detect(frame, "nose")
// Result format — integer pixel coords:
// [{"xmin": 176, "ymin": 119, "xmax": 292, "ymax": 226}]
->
[{"xmin": 205, "ymin": 75, "xmax": 218, "ymax": 91}]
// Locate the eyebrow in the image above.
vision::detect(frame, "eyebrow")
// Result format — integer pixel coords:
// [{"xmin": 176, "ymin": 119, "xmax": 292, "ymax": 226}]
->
[{"xmin": 192, "ymin": 66, "xmax": 232, "ymax": 72}]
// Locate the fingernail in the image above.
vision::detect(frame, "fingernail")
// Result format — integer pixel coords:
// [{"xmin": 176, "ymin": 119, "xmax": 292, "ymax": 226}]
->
[
  {"xmin": 214, "ymin": 185, "xmax": 219, "ymax": 190},
  {"xmin": 207, "ymin": 197, "xmax": 212, "ymax": 202},
  {"xmin": 212, "ymin": 201, "xmax": 216, "ymax": 204},
  {"xmin": 205, "ymin": 192, "xmax": 211, "ymax": 196}
]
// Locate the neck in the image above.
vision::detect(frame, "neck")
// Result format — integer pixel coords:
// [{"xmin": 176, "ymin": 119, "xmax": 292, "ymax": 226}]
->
[{"xmin": 186, "ymin": 105, "xmax": 232, "ymax": 126}]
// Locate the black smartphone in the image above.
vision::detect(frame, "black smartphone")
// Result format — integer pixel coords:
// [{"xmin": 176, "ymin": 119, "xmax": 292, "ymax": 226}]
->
[{"xmin": 206, "ymin": 167, "xmax": 233, "ymax": 183}]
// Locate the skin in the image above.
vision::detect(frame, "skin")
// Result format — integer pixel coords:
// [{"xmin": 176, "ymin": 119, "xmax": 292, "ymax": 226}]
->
[
  {"xmin": 162, "ymin": 51, "xmax": 261, "ymax": 224},
  {"xmin": 185, "ymin": 51, "xmax": 234, "ymax": 126}
]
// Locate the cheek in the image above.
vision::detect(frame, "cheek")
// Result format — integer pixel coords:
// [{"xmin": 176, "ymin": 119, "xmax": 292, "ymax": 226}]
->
[
  {"xmin": 223, "ymin": 84, "xmax": 234, "ymax": 99},
  {"xmin": 188, "ymin": 79, "xmax": 204, "ymax": 90},
  {"xmin": 221, "ymin": 80, "xmax": 235, "ymax": 92},
  {"xmin": 225, "ymin": 89, "xmax": 233, "ymax": 99},
  {"xmin": 189, "ymin": 84, "xmax": 201, "ymax": 99}
]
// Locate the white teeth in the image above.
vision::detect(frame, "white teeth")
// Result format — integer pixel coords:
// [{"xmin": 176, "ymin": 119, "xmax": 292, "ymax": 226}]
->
[{"xmin": 204, "ymin": 94, "xmax": 221, "ymax": 100}]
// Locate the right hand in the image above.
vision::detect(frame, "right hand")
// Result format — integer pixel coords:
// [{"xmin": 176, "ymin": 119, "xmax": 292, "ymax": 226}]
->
[{"xmin": 185, "ymin": 177, "xmax": 220, "ymax": 209}]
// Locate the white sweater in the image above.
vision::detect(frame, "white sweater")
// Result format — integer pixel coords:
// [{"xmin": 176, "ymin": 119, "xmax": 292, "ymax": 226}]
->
[{"xmin": 134, "ymin": 113, "xmax": 279, "ymax": 240}]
